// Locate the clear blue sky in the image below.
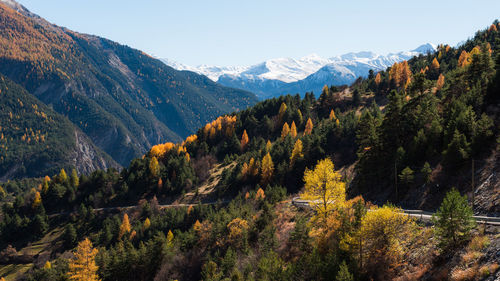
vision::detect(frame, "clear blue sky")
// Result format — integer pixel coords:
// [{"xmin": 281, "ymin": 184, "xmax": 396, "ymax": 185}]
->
[{"xmin": 15, "ymin": 0, "xmax": 500, "ymax": 66}]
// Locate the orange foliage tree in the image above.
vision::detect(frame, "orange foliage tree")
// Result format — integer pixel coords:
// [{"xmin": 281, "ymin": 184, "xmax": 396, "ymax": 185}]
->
[
  {"xmin": 67, "ymin": 238, "xmax": 100, "ymax": 281},
  {"xmin": 304, "ymin": 118, "xmax": 313, "ymax": 135},
  {"xmin": 240, "ymin": 130, "xmax": 249, "ymax": 151},
  {"xmin": 281, "ymin": 122, "xmax": 290, "ymax": 140},
  {"xmin": 290, "ymin": 121, "xmax": 297, "ymax": 138}
]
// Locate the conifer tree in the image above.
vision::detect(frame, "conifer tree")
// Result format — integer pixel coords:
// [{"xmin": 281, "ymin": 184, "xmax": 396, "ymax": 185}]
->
[
  {"xmin": 290, "ymin": 139, "xmax": 304, "ymax": 167},
  {"xmin": 436, "ymin": 74, "xmax": 445, "ymax": 91},
  {"xmin": 374, "ymin": 72, "xmax": 382, "ymax": 86},
  {"xmin": 70, "ymin": 169, "xmax": 79, "ymax": 188},
  {"xmin": 278, "ymin": 102, "xmax": 287, "ymax": 121},
  {"xmin": 260, "ymin": 152, "xmax": 274, "ymax": 185},
  {"xmin": 67, "ymin": 238, "xmax": 100, "ymax": 281},
  {"xmin": 32, "ymin": 191, "xmax": 42, "ymax": 209},
  {"xmin": 458, "ymin": 50, "xmax": 470, "ymax": 68},
  {"xmin": 240, "ymin": 130, "xmax": 249, "ymax": 151},
  {"xmin": 266, "ymin": 140, "xmax": 272, "ymax": 152},
  {"xmin": 119, "ymin": 214, "xmax": 131, "ymax": 239},
  {"xmin": 281, "ymin": 122, "xmax": 290, "ymax": 140},
  {"xmin": 143, "ymin": 218, "xmax": 151, "ymax": 230},
  {"xmin": 59, "ymin": 168, "xmax": 68, "ymax": 183},
  {"xmin": 167, "ymin": 230, "xmax": 174, "ymax": 248},
  {"xmin": 329, "ymin": 109, "xmax": 336, "ymax": 121},
  {"xmin": 290, "ymin": 121, "xmax": 297, "ymax": 138},
  {"xmin": 304, "ymin": 118, "xmax": 313, "ymax": 135},
  {"xmin": 149, "ymin": 156, "xmax": 160, "ymax": 178},
  {"xmin": 302, "ymin": 158, "xmax": 345, "ymax": 225},
  {"xmin": 433, "ymin": 188, "xmax": 475, "ymax": 249}
]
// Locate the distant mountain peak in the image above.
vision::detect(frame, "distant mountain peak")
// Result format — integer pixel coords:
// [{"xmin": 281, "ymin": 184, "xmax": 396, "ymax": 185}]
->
[{"xmin": 411, "ymin": 43, "xmax": 437, "ymax": 54}]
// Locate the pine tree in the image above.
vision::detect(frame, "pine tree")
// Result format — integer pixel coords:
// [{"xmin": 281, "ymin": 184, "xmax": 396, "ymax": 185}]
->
[
  {"xmin": 421, "ymin": 162, "xmax": 432, "ymax": 184},
  {"xmin": 67, "ymin": 238, "xmax": 100, "ymax": 281},
  {"xmin": 119, "ymin": 214, "xmax": 131, "ymax": 239},
  {"xmin": 290, "ymin": 139, "xmax": 304, "ymax": 167},
  {"xmin": 260, "ymin": 152, "xmax": 274, "ymax": 185},
  {"xmin": 304, "ymin": 118, "xmax": 313, "ymax": 135},
  {"xmin": 336, "ymin": 261, "xmax": 353, "ymax": 281},
  {"xmin": 290, "ymin": 121, "xmax": 297, "ymax": 138},
  {"xmin": 240, "ymin": 130, "xmax": 249, "ymax": 151},
  {"xmin": 281, "ymin": 122, "xmax": 290, "ymax": 140},
  {"xmin": 433, "ymin": 188, "xmax": 475, "ymax": 250}
]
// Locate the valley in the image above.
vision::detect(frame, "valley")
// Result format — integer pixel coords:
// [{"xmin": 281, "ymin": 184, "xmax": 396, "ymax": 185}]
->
[{"xmin": 0, "ymin": 1, "xmax": 499, "ymax": 280}]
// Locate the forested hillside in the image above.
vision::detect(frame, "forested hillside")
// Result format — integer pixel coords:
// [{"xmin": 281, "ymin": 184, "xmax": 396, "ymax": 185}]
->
[
  {"xmin": 0, "ymin": 0, "xmax": 257, "ymax": 168},
  {"xmin": 0, "ymin": 74, "xmax": 118, "ymax": 181},
  {"xmin": 0, "ymin": 21, "xmax": 499, "ymax": 281}
]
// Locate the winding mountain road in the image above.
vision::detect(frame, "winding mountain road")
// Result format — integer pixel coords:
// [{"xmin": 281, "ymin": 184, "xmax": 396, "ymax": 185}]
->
[{"xmin": 291, "ymin": 197, "xmax": 500, "ymax": 226}]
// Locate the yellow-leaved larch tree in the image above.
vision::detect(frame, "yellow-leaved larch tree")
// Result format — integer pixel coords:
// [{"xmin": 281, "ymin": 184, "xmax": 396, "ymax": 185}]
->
[
  {"xmin": 302, "ymin": 158, "xmax": 345, "ymax": 225},
  {"xmin": 67, "ymin": 238, "xmax": 100, "ymax": 281}
]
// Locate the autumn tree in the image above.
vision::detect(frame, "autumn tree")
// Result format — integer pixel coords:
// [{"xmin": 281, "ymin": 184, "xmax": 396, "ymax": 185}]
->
[
  {"xmin": 433, "ymin": 188, "xmax": 475, "ymax": 250},
  {"xmin": 119, "ymin": 214, "xmax": 131, "ymax": 239},
  {"xmin": 227, "ymin": 218, "xmax": 249, "ymax": 248},
  {"xmin": 278, "ymin": 102, "xmax": 287, "ymax": 121},
  {"xmin": 302, "ymin": 158, "xmax": 346, "ymax": 225},
  {"xmin": 290, "ymin": 121, "xmax": 297, "ymax": 138},
  {"xmin": 67, "ymin": 238, "xmax": 100, "ymax": 281},
  {"xmin": 436, "ymin": 74, "xmax": 445, "ymax": 91},
  {"xmin": 281, "ymin": 122, "xmax": 290, "ymax": 140},
  {"xmin": 149, "ymin": 156, "xmax": 160, "ymax": 178},
  {"xmin": 329, "ymin": 109, "xmax": 337, "ymax": 121},
  {"xmin": 167, "ymin": 230, "xmax": 174, "ymax": 248},
  {"xmin": 68, "ymin": 169, "xmax": 79, "ymax": 188},
  {"xmin": 32, "ymin": 191, "xmax": 42, "ymax": 209},
  {"xmin": 255, "ymin": 188, "xmax": 266, "ymax": 200},
  {"xmin": 374, "ymin": 72, "xmax": 382, "ymax": 86},
  {"xmin": 240, "ymin": 130, "xmax": 249, "ymax": 151},
  {"xmin": 304, "ymin": 118, "xmax": 313, "ymax": 135},
  {"xmin": 358, "ymin": 205, "xmax": 415, "ymax": 278},
  {"xmin": 260, "ymin": 152, "xmax": 274, "ymax": 185},
  {"xmin": 290, "ymin": 139, "xmax": 303, "ymax": 167},
  {"xmin": 266, "ymin": 140, "xmax": 272, "ymax": 152},
  {"xmin": 458, "ymin": 50, "xmax": 471, "ymax": 68},
  {"xmin": 143, "ymin": 218, "xmax": 151, "ymax": 230},
  {"xmin": 59, "ymin": 168, "xmax": 68, "ymax": 183}
]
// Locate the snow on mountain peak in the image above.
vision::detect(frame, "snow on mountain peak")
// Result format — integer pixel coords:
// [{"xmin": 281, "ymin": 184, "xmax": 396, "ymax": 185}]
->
[{"xmin": 161, "ymin": 43, "xmax": 436, "ymax": 86}]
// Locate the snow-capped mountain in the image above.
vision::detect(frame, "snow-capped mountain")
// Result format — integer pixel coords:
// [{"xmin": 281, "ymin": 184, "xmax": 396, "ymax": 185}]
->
[{"xmin": 162, "ymin": 43, "xmax": 436, "ymax": 99}]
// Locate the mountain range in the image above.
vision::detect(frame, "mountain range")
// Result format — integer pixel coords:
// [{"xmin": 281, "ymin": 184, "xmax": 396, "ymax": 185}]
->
[
  {"xmin": 0, "ymin": 0, "xmax": 257, "ymax": 179},
  {"xmin": 163, "ymin": 43, "xmax": 437, "ymax": 99}
]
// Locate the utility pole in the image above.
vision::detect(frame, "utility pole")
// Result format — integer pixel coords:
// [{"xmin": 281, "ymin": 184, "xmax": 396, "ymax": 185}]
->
[
  {"xmin": 471, "ymin": 158, "xmax": 474, "ymax": 209},
  {"xmin": 395, "ymin": 161, "xmax": 398, "ymax": 202}
]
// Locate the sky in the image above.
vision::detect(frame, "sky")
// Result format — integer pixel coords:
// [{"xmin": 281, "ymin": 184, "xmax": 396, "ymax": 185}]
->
[{"xmin": 15, "ymin": 0, "xmax": 500, "ymax": 66}]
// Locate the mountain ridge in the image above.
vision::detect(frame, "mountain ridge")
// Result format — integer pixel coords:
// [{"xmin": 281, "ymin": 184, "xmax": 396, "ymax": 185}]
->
[
  {"xmin": 163, "ymin": 43, "xmax": 437, "ymax": 98},
  {"xmin": 0, "ymin": 0, "xmax": 258, "ymax": 169}
]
